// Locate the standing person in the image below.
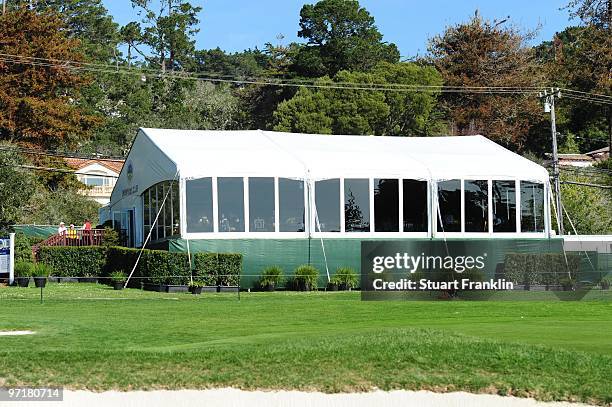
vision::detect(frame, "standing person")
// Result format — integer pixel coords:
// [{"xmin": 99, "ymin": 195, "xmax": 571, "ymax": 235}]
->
[
  {"xmin": 67, "ymin": 224, "xmax": 77, "ymax": 245},
  {"xmin": 57, "ymin": 222, "xmax": 67, "ymax": 236},
  {"xmin": 83, "ymin": 219, "xmax": 92, "ymax": 245}
]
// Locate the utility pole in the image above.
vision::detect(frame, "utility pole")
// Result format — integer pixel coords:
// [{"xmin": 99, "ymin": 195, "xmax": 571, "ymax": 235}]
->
[{"xmin": 540, "ymin": 88, "xmax": 564, "ymax": 235}]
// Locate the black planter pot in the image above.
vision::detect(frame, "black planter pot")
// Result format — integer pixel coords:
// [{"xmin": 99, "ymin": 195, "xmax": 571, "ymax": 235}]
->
[
  {"xmin": 143, "ymin": 283, "xmax": 165, "ymax": 292},
  {"xmin": 113, "ymin": 281, "xmax": 125, "ymax": 290},
  {"xmin": 191, "ymin": 286, "xmax": 203, "ymax": 295},
  {"xmin": 264, "ymin": 283, "xmax": 275, "ymax": 292},
  {"xmin": 327, "ymin": 283, "xmax": 338, "ymax": 291},
  {"xmin": 297, "ymin": 280, "xmax": 311, "ymax": 292},
  {"xmin": 339, "ymin": 283, "xmax": 350, "ymax": 291},
  {"xmin": 34, "ymin": 277, "xmax": 47, "ymax": 288},
  {"xmin": 16, "ymin": 277, "xmax": 30, "ymax": 287}
]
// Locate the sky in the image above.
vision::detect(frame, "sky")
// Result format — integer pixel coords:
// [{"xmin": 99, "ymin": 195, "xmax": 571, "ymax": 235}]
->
[{"xmin": 103, "ymin": 0, "xmax": 574, "ymax": 58}]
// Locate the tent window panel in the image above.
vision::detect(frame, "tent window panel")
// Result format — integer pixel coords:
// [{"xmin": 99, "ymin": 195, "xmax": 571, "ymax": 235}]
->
[
  {"xmin": 374, "ymin": 179, "xmax": 399, "ymax": 232},
  {"xmin": 143, "ymin": 189, "xmax": 151, "ymax": 239},
  {"xmin": 437, "ymin": 180, "xmax": 461, "ymax": 232},
  {"xmin": 279, "ymin": 178, "xmax": 305, "ymax": 232},
  {"xmin": 403, "ymin": 180, "xmax": 427, "ymax": 232},
  {"xmin": 493, "ymin": 180, "xmax": 517, "ymax": 232},
  {"xmin": 171, "ymin": 182, "xmax": 180, "ymax": 236},
  {"xmin": 156, "ymin": 184, "xmax": 165, "ymax": 239},
  {"xmin": 521, "ymin": 181, "xmax": 545, "ymax": 232},
  {"xmin": 150, "ymin": 185, "xmax": 158, "ymax": 240},
  {"xmin": 249, "ymin": 177, "xmax": 275, "ymax": 232},
  {"xmin": 344, "ymin": 179, "xmax": 370, "ymax": 232},
  {"xmin": 217, "ymin": 177, "xmax": 245, "ymax": 232},
  {"xmin": 464, "ymin": 180, "xmax": 488, "ymax": 233},
  {"xmin": 164, "ymin": 183, "xmax": 172, "ymax": 238},
  {"xmin": 315, "ymin": 179, "xmax": 340, "ymax": 232},
  {"xmin": 186, "ymin": 177, "xmax": 213, "ymax": 233}
]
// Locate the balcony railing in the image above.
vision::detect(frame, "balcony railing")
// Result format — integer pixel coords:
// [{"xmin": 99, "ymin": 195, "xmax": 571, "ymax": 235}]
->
[
  {"xmin": 33, "ymin": 229, "xmax": 105, "ymax": 259},
  {"xmin": 81, "ymin": 185, "xmax": 114, "ymax": 196}
]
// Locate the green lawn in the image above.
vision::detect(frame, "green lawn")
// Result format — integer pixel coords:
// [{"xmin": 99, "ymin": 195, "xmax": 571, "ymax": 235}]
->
[{"xmin": 0, "ymin": 284, "xmax": 610, "ymax": 404}]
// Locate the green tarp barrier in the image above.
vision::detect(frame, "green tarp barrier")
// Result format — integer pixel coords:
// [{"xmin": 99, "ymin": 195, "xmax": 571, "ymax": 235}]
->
[
  {"xmin": 12, "ymin": 225, "xmax": 57, "ymax": 239},
  {"xmin": 169, "ymin": 237, "xmax": 573, "ymax": 288}
]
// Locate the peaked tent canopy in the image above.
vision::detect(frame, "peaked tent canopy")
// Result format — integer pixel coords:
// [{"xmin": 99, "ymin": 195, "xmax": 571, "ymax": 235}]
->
[{"xmin": 121, "ymin": 128, "xmax": 549, "ymax": 186}]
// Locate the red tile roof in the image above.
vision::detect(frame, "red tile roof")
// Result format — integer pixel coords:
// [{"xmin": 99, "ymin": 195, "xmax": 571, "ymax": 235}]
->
[{"xmin": 64, "ymin": 157, "xmax": 125, "ymax": 174}]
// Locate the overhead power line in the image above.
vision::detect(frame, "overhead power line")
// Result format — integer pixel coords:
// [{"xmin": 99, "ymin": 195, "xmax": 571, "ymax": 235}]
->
[
  {"xmin": 16, "ymin": 164, "xmax": 119, "ymax": 178},
  {"xmin": 0, "ymin": 145, "xmax": 124, "ymax": 161},
  {"xmin": 2, "ymin": 52, "xmax": 611, "ymax": 102},
  {"xmin": 560, "ymin": 180, "xmax": 612, "ymax": 189}
]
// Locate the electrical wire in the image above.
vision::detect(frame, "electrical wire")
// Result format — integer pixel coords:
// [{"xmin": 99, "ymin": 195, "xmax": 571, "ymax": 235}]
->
[{"xmin": 0, "ymin": 52, "xmax": 572, "ymax": 96}]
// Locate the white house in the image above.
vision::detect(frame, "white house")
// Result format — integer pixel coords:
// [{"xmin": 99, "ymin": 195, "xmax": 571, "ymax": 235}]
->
[{"xmin": 65, "ymin": 158, "xmax": 125, "ymax": 205}]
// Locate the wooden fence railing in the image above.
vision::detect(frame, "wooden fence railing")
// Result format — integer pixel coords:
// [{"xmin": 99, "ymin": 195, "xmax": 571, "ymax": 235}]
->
[{"xmin": 32, "ymin": 229, "xmax": 105, "ymax": 259}]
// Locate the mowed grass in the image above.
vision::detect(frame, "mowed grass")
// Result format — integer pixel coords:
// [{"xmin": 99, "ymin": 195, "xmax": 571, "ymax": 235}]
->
[{"xmin": 0, "ymin": 284, "xmax": 610, "ymax": 404}]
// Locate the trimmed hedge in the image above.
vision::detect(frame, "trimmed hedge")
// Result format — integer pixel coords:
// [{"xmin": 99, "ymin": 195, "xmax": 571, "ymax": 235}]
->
[
  {"xmin": 503, "ymin": 252, "xmax": 581, "ymax": 285},
  {"xmin": 192, "ymin": 252, "xmax": 242, "ymax": 286},
  {"xmin": 37, "ymin": 246, "xmax": 241, "ymax": 286},
  {"xmin": 38, "ymin": 246, "xmax": 107, "ymax": 277}
]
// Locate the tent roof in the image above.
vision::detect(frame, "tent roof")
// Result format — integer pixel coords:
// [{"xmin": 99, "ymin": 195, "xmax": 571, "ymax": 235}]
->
[{"xmin": 139, "ymin": 128, "xmax": 549, "ymax": 182}]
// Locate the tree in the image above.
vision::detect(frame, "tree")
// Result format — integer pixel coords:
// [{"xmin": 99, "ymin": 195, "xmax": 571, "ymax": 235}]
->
[
  {"xmin": 129, "ymin": 0, "xmax": 201, "ymax": 72},
  {"xmin": 0, "ymin": 147, "xmax": 35, "ymax": 232},
  {"xmin": 565, "ymin": 0, "xmax": 611, "ymax": 152},
  {"xmin": 273, "ymin": 62, "xmax": 442, "ymax": 136},
  {"xmin": 428, "ymin": 14, "xmax": 545, "ymax": 151},
  {"xmin": 560, "ymin": 174, "xmax": 611, "ymax": 234},
  {"xmin": 0, "ymin": 6, "xmax": 100, "ymax": 149},
  {"xmin": 11, "ymin": 0, "xmax": 119, "ymax": 62},
  {"xmin": 293, "ymin": 0, "xmax": 399, "ymax": 77}
]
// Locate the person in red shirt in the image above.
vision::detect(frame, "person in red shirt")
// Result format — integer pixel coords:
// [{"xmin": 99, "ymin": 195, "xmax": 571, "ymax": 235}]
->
[{"xmin": 83, "ymin": 219, "xmax": 92, "ymax": 245}]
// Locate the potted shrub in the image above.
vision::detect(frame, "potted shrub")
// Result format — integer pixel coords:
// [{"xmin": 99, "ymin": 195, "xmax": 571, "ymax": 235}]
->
[
  {"xmin": 560, "ymin": 277, "xmax": 575, "ymax": 291},
  {"xmin": 14, "ymin": 261, "xmax": 33, "ymax": 287},
  {"xmin": 189, "ymin": 280, "xmax": 204, "ymax": 295},
  {"xmin": 110, "ymin": 271, "xmax": 127, "ymax": 290},
  {"xmin": 258, "ymin": 266, "xmax": 284, "ymax": 291},
  {"xmin": 332, "ymin": 267, "xmax": 358, "ymax": 291},
  {"xmin": 600, "ymin": 277, "xmax": 610, "ymax": 290},
  {"xmin": 33, "ymin": 263, "xmax": 52, "ymax": 288},
  {"xmin": 327, "ymin": 280, "xmax": 338, "ymax": 291},
  {"xmin": 293, "ymin": 265, "xmax": 319, "ymax": 291}
]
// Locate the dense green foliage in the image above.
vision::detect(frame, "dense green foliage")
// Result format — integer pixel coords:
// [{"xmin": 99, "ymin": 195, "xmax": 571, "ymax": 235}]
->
[
  {"xmin": 0, "ymin": 286, "xmax": 610, "ymax": 404},
  {"xmin": 330, "ymin": 267, "xmax": 359, "ymax": 288},
  {"xmin": 258, "ymin": 266, "xmax": 285, "ymax": 288},
  {"xmin": 36, "ymin": 245, "xmax": 242, "ymax": 286},
  {"xmin": 293, "ymin": 264, "xmax": 320, "ymax": 290},
  {"xmin": 503, "ymin": 253, "xmax": 582, "ymax": 285}
]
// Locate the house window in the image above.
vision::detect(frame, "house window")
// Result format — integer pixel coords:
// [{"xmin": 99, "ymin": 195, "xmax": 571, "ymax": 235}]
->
[
  {"xmin": 217, "ymin": 177, "xmax": 245, "ymax": 232},
  {"xmin": 83, "ymin": 176, "xmax": 107, "ymax": 186},
  {"xmin": 279, "ymin": 178, "xmax": 305, "ymax": 232},
  {"xmin": 520, "ymin": 182, "xmax": 545, "ymax": 232},
  {"xmin": 437, "ymin": 180, "xmax": 461, "ymax": 232},
  {"xmin": 493, "ymin": 180, "xmax": 516, "ymax": 232},
  {"xmin": 249, "ymin": 177, "xmax": 275, "ymax": 232},
  {"xmin": 464, "ymin": 180, "xmax": 488, "ymax": 233},
  {"xmin": 315, "ymin": 179, "xmax": 340, "ymax": 232},
  {"xmin": 374, "ymin": 179, "xmax": 399, "ymax": 232},
  {"xmin": 186, "ymin": 178, "xmax": 213, "ymax": 233},
  {"xmin": 403, "ymin": 180, "xmax": 427, "ymax": 232},
  {"xmin": 344, "ymin": 179, "xmax": 370, "ymax": 232}
]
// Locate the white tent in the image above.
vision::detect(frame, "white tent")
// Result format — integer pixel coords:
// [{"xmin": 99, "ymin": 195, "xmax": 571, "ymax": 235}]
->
[{"xmin": 108, "ymin": 128, "xmax": 551, "ymax": 247}]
